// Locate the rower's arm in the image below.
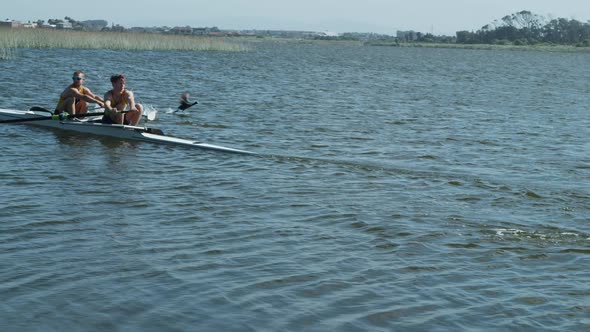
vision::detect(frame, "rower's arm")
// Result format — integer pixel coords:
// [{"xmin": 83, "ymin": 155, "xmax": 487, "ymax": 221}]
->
[
  {"xmin": 69, "ymin": 87, "xmax": 103, "ymax": 106},
  {"xmin": 83, "ymin": 87, "xmax": 105, "ymax": 105},
  {"xmin": 102, "ymin": 92, "xmax": 124, "ymax": 124},
  {"xmin": 80, "ymin": 94, "xmax": 104, "ymax": 108},
  {"xmin": 126, "ymin": 91, "xmax": 138, "ymax": 111},
  {"xmin": 103, "ymin": 92, "xmax": 113, "ymax": 110}
]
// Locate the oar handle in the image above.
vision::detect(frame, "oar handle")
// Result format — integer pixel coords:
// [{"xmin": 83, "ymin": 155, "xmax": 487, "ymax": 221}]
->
[
  {"xmin": 63, "ymin": 110, "xmax": 129, "ymax": 119},
  {"xmin": 50, "ymin": 111, "xmax": 114, "ymax": 120}
]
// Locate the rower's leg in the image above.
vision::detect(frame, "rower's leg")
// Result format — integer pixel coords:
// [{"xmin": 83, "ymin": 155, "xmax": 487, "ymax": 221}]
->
[
  {"xmin": 126, "ymin": 104, "xmax": 143, "ymax": 126},
  {"xmin": 76, "ymin": 100, "xmax": 88, "ymax": 114},
  {"xmin": 62, "ymin": 96, "xmax": 76, "ymax": 115}
]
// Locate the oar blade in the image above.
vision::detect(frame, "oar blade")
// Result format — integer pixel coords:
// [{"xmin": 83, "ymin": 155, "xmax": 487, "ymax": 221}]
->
[{"xmin": 142, "ymin": 107, "xmax": 158, "ymax": 121}]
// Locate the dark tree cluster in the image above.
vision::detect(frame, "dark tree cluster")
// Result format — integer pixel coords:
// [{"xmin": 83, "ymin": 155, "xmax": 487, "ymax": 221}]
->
[{"xmin": 456, "ymin": 10, "xmax": 590, "ymax": 46}]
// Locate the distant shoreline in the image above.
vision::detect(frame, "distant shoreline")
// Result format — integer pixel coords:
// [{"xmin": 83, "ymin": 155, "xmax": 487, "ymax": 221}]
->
[
  {"xmin": 2, "ymin": 27, "xmax": 589, "ymax": 61},
  {"xmin": 363, "ymin": 41, "xmax": 590, "ymax": 53},
  {"xmin": 251, "ymin": 37, "xmax": 590, "ymax": 53}
]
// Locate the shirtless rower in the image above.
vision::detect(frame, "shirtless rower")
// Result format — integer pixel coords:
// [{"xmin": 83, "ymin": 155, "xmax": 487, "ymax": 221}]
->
[
  {"xmin": 102, "ymin": 74, "xmax": 143, "ymax": 126},
  {"xmin": 55, "ymin": 71, "xmax": 104, "ymax": 115}
]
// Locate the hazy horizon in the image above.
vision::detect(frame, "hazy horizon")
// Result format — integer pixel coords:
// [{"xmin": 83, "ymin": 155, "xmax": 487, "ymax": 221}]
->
[{"xmin": 3, "ymin": 0, "xmax": 590, "ymax": 36}]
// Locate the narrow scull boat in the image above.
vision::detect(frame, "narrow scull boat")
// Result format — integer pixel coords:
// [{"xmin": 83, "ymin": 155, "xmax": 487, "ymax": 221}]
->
[{"xmin": 0, "ymin": 108, "xmax": 255, "ymax": 155}]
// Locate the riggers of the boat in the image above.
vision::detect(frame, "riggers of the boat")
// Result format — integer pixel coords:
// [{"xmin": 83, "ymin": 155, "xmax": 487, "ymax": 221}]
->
[{"xmin": 0, "ymin": 108, "xmax": 255, "ymax": 155}]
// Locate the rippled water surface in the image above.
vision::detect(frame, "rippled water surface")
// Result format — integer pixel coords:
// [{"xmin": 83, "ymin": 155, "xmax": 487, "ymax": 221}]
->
[{"xmin": 1, "ymin": 43, "xmax": 589, "ymax": 331}]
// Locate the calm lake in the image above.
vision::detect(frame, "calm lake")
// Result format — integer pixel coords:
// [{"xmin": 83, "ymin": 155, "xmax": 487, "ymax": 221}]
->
[{"xmin": 0, "ymin": 42, "xmax": 589, "ymax": 331}]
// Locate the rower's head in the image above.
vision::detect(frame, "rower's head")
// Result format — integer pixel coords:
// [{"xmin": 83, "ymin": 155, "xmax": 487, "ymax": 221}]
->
[
  {"xmin": 110, "ymin": 74, "xmax": 126, "ymax": 90},
  {"xmin": 72, "ymin": 71, "xmax": 85, "ymax": 85}
]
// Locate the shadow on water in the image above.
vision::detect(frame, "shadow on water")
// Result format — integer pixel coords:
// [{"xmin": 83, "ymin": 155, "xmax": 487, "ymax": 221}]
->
[
  {"xmin": 49, "ymin": 129, "xmax": 142, "ymax": 150},
  {"xmin": 261, "ymin": 152, "xmax": 511, "ymax": 191},
  {"xmin": 13, "ymin": 122, "xmax": 583, "ymax": 208},
  {"xmin": 259, "ymin": 151, "xmax": 590, "ymax": 237},
  {"xmin": 22, "ymin": 121, "xmax": 588, "ymax": 241},
  {"xmin": 177, "ymin": 121, "xmax": 229, "ymax": 129}
]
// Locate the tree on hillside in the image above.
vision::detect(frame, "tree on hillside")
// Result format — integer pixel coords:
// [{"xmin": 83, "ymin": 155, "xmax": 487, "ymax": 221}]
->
[
  {"xmin": 47, "ymin": 18, "xmax": 63, "ymax": 25},
  {"xmin": 501, "ymin": 11, "xmax": 544, "ymax": 31},
  {"xmin": 537, "ymin": 17, "xmax": 590, "ymax": 44},
  {"xmin": 456, "ymin": 10, "xmax": 590, "ymax": 46},
  {"xmin": 81, "ymin": 20, "xmax": 108, "ymax": 31}
]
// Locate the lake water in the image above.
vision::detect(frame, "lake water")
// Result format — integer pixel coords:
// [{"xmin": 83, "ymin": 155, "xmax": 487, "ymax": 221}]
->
[{"xmin": 0, "ymin": 42, "xmax": 589, "ymax": 331}]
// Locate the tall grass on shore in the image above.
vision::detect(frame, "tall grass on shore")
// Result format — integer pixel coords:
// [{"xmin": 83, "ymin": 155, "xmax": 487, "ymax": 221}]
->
[
  {"xmin": 0, "ymin": 28, "xmax": 248, "ymax": 57},
  {"xmin": 0, "ymin": 45, "xmax": 16, "ymax": 60}
]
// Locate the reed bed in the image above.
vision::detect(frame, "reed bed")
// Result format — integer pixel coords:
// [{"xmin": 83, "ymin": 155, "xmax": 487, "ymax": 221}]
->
[
  {"xmin": 0, "ymin": 46, "xmax": 16, "ymax": 60},
  {"xmin": 0, "ymin": 28, "xmax": 248, "ymax": 55}
]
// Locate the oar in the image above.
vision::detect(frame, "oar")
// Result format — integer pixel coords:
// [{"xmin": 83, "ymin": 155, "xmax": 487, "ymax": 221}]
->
[
  {"xmin": 89, "ymin": 104, "xmax": 157, "ymax": 121},
  {"xmin": 0, "ymin": 108, "xmax": 126, "ymax": 124}
]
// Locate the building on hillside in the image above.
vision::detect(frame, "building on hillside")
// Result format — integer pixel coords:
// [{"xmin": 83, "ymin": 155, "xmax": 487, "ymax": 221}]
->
[
  {"xmin": 0, "ymin": 20, "xmax": 22, "ymax": 28},
  {"xmin": 397, "ymin": 30, "xmax": 418, "ymax": 41},
  {"xmin": 320, "ymin": 31, "xmax": 340, "ymax": 37},
  {"xmin": 22, "ymin": 22, "xmax": 38, "ymax": 28},
  {"xmin": 56, "ymin": 22, "xmax": 73, "ymax": 29}
]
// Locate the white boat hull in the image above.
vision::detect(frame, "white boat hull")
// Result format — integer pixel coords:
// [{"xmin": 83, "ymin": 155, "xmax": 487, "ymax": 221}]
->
[{"xmin": 0, "ymin": 108, "xmax": 255, "ymax": 155}]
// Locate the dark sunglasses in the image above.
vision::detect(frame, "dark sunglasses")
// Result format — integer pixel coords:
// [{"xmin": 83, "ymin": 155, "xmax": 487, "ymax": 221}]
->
[{"xmin": 72, "ymin": 76, "xmax": 84, "ymax": 81}]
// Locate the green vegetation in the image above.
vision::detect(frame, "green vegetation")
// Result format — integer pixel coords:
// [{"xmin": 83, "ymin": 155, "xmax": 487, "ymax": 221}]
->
[
  {"xmin": 0, "ymin": 27, "xmax": 248, "ymax": 59},
  {"xmin": 364, "ymin": 10, "xmax": 590, "ymax": 51},
  {"xmin": 2, "ymin": 10, "xmax": 589, "ymax": 58},
  {"xmin": 456, "ymin": 11, "xmax": 590, "ymax": 46}
]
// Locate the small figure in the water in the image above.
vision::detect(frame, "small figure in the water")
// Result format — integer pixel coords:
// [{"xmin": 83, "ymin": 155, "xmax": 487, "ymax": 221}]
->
[{"xmin": 177, "ymin": 92, "xmax": 198, "ymax": 112}]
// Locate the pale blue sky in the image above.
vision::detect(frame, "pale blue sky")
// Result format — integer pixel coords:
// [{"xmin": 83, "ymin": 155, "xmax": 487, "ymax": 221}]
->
[{"xmin": 3, "ymin": 0, "xmax": 590, "ymax": 35}]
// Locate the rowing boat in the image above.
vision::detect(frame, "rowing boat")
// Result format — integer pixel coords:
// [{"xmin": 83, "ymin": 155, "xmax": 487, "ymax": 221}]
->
[{"xmin": 0, "ymin": 108, "xmax": 255, "ymax": 155}]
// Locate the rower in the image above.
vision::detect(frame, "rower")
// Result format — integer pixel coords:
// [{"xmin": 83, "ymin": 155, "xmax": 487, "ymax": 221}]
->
[
  {"xmin": 102, "ymin": 74, "xmax": 143, "ymax": 126},
  {"xmin": 55, "ymin": 71, "xmax": 104, "ymax": 115}
]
